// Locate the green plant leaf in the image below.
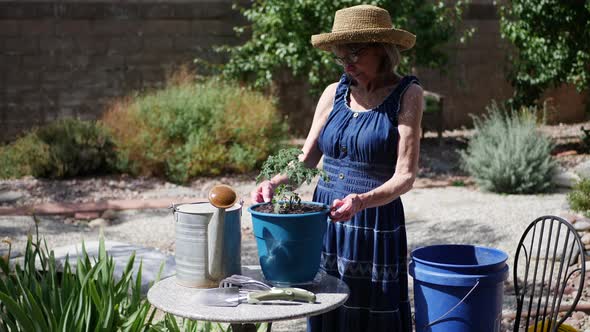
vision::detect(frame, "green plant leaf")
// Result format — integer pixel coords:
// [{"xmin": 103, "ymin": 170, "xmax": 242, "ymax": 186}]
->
[
  {"xmin": 0, "ymin": 292, "xmax": 37, "ymax": 332},
  {"xmin": 0, "ymin": 309, "xmax": 19, "ymax": 332},
  {"xmin": 21, "ymin": 286, "xmax": 50, "ymax": 331},
  {"xmin": 257, "ymin": 148, "xmax": 327, "ymax": 213},
  {"xmin": 217, "ymin": 0, "xmax": 468, "ymax": 96}
]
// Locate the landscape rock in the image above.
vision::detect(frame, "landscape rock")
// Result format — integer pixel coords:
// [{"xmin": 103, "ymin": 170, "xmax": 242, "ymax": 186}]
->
[
  {"xmin": 50, "ymin": 241, "xmax": 175, "ymax": 294},
  {"xmin": 562, "ymin": 212, "xmax": 582, "ymax": 224},
  {"xmin": 557, "ymin": 150, "xmax": 578, "ymax": 157},
  {"xmin": 0, "ymin": 191, "xmax": 23, "ymax": 203},
  {"xmin": 573, "ymin": 311, "xmax": 586, "ymax": 320},
  {"xmin": 575, "ymin": 160, "xmax": 590, "ymax": 179},
  {"xmin": 101, "ymin": 209, "xmax": 118, "ymax": 220},
  {"xmin": 74, "ymin": 211, "xmax": 100, "ymax": 220},
  {"xmin": 0, "ymin": 248, "xmax": 21, "ymax": 260},
  {"xmin": 574, "ymin": 221, "xmax": 590, "ymax": 231},
  {"xmin": 89, "ymin": 218, "xmax": 110, "ymax": 228},
  {"xmin": 553, "ymin": 168, "xmax": 581, "ymax": 188}
]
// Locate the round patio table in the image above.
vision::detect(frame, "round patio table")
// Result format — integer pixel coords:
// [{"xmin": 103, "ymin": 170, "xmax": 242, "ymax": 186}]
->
[{"xmin": 147, "ymin": 265, "xmax": 350, "ymax": 332}]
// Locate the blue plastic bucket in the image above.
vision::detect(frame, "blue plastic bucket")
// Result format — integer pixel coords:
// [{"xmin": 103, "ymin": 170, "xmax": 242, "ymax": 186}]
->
[
  {"xmin": 409, "ymin": 244, "xmax": 509, "ymax": 332},
  {"xmin": 248, "ymin": 202, "xmax": 329, "ymax": 285}
]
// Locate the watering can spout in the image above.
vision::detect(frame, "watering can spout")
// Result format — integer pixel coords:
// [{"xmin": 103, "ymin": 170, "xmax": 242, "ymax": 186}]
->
[{"xmin": 208, "ymin": 185, "xmax": 239, "ymax": 282}]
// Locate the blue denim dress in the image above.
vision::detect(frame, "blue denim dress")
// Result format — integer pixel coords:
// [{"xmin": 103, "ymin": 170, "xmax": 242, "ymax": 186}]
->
[{"xmin": 308, "ymin": 74, "xmax": 420, "ymax": 332}]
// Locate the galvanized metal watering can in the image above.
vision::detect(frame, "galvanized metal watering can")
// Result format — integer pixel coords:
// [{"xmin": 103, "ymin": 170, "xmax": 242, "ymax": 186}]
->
[{"xmin": 171, "ymin": 185, "xmax": 242, "ymax": 288}]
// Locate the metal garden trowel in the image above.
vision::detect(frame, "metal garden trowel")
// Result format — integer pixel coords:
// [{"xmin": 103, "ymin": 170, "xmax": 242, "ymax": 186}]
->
[{"xmin": 192, "ymin": 287, "xmax": 316, "ymax": 307}]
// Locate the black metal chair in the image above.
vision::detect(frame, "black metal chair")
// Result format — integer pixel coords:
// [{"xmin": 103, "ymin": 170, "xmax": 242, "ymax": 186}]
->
[{"xmin": 513, "ymin": 215, "xmax": 586, "ymax": 331}]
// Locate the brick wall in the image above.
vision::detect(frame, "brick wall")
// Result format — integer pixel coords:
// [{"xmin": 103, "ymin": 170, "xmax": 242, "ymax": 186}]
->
[
  {"xmin": 0, "ymin": 0, "xmax": 246, "ymax": 142},
  {"xmin": 0, "ymin": 1, "xmax": 588, "ymax": 141}
]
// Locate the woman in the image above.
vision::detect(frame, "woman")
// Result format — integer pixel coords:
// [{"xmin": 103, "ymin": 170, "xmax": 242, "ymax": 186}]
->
[{"xmin": 251, "ymin": 5, "xmax": 423, "ymax": 331}]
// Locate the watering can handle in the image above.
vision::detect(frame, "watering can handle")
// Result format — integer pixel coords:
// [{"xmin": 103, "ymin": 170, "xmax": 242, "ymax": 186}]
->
[
  {"xmin": 424, "ymin": 279, "xmax": 480, "ymax": 328},
  {"xmin": 170, "ymin": 204, "xmax": 178, "ymax": 222}
]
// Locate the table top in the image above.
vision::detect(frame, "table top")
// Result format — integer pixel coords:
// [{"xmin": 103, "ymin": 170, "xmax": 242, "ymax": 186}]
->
[{"xmin": 147, "ymin": 266, "xmax": 349, "ymax": 323}]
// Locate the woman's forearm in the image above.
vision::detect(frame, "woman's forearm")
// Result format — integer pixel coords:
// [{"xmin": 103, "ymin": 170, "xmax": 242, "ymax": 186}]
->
[{"xmin": 357, "ymin": 172, "xmax": 416, "ymax": 209}]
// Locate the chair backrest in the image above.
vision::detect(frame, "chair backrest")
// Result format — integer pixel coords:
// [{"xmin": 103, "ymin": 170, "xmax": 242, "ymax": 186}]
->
[{"xmin": 513, "ymin": 215, "xmax": 585, "ymax": 332}]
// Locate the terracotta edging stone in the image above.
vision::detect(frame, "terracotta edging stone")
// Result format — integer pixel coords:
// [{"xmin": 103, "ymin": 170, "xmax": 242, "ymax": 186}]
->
[{"xmin": 0, "ymin": 197, "xmax": 203, "ymax": 216}]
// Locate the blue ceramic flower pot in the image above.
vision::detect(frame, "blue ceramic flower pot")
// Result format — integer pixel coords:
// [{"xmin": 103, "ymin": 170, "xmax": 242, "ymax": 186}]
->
[{"xmin": 248, "ymin": 202, "xmax": 329, "ymax": 285}]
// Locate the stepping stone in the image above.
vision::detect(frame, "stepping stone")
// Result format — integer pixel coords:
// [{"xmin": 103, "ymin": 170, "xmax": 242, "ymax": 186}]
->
[
  {"xmin": 50, "ymin": 241, "xmax": 176, "ymax": 294},
  {"xmin": 0, "ymin": 248, "xmax": 21, "ymax": 261},
  {"xmin": 575, "ymin": 160, "xmax": 590, "ymax": 179},
  {"xmin": 0, "ymin": 191, "xmax": 23, "ymax": 204},
  {"xmin": 574, "ymin": 221, "xmax": 590, "ymax": 231},
  {"xmin": 552, "ymin": 169, "xmax": 580, "ymax": 188},
  {"xmin": 74, "ymin": 211, "xmax": 100, "ymax": 220}
]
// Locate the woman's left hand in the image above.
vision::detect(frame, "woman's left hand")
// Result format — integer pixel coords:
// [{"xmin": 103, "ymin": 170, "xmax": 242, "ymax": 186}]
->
[{"xmin": 330, "ymin": 194, "xmax": 364, "ymax": 222}]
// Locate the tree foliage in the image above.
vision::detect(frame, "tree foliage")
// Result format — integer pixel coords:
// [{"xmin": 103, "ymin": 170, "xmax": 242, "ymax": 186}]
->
[
  {"xmin": 500, "ymin": 1, "xmax": 590, "ymax": 107},
  {"xmin": 220, "ymin": 0, "xmax": 468, "ymax": 95}
]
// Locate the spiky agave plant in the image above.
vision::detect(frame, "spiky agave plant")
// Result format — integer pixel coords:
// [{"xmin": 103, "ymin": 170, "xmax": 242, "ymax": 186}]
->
[{"xmin": 0, "ymin": 217, "xmax": 157, "ymax": 331}]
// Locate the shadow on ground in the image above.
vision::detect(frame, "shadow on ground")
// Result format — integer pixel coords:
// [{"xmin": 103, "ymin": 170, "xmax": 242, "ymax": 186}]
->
[
  {"xmin": 407, "ymin": 218, "xmax": 506, "ymax": 252},
  {"xmin": 419, "ymin": 136, "xmax": 468, "ymax": 178}
]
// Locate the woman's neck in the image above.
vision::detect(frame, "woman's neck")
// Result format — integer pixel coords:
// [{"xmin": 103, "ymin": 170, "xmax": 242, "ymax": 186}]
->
[
  {"xmin": 352, "ymin": 72, "xmax": 400, "ymax": 94},
  {"xmin": 347, "ymin": 72, "xmax": 403, "ymax": 110}
]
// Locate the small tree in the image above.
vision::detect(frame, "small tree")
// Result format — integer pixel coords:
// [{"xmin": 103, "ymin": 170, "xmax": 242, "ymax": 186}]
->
[
  {"xmin": 500, "ymin": 1, "xmax": 590, "ymax": 108},
  {"xmin": 219, "ymin": 0, "xmax": 470, "ymax": 95},
  {"xmin": 256, "ymin": 148, "xmax": 328, "ymax": 214}
]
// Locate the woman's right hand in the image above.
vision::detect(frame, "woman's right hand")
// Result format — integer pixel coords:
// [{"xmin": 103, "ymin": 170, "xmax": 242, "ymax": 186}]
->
[{"xmin": 250, "ymin": 180, "xmax": 275, "ymax": 204}]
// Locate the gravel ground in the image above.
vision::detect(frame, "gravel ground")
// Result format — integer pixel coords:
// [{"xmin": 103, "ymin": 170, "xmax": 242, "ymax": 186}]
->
[
  {"xmin": 2, "ymin": 122, "xmax": 590, "ymax": 331},
  {"xmin": 0, "ymin": 184, "xmax": 573, "ymax": 332}
]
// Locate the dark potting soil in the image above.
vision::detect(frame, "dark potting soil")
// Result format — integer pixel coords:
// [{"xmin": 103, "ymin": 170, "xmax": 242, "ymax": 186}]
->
[{"xmin": 253, "ymin": 202, "xmax": 326, "ymax": 214}]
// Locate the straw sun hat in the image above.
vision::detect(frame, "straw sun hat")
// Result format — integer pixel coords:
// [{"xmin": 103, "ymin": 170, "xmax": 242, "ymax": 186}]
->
[{"xmin": 311, "ymin": 5, "xmax": 416, "ymax": 51}]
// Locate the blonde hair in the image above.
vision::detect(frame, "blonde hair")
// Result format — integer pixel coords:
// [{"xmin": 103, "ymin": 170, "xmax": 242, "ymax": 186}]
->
[
  {"xmin": 332, "ymin": 43, "xmax": 400, "ymax": 83},
  {"xmin": 381, "ymin": 43, "xmax": 401, "ymax": 75}
]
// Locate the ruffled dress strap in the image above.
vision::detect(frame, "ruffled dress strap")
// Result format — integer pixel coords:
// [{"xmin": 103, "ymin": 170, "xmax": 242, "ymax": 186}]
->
[
  {"xmin": 381, "ymin": 75, "xmax": 421, "ymax": 126},
  {"xmin": 333, "ymin": 74, "xmax": 350, "ymax": 105},
  {"xmin": 318, "ymin": 74, "xmax": 351, "ymax": 142}
]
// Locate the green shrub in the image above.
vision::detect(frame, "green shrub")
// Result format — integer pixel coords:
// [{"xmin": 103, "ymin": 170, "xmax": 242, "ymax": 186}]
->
[
  {"xmin": 103, "ymin": 76, "xmax": 288, "ymax": 183},
  {"xmin": 568, "ymin": 179, "xmax": 590, "ymax": 217},
  {"xmin": 459, "ymin": 103, "xmax": 556, "ymax": 194},
  {"xmin": 424, "ymin": 94, "xmax": 442, "ymax": 114},
  {"xmin": 0, "ymin": 119, "xmax": 116, "ymax": 179},
  {"xmin": 0, "ymin": 134, "xmax": 51, "ymax": 178},
  {"xmin": 36, "ymin": 119, "xmax": 117, "ymax": 178},
  {"xmin": 0, "ymin": 223, "xmax": 156, "ymax": 331}
]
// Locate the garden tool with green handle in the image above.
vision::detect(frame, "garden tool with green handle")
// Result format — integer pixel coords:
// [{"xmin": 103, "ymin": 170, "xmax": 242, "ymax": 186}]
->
[{"xmin": 192, "ymin": 287, "xmax": 316, "ymax": 307}]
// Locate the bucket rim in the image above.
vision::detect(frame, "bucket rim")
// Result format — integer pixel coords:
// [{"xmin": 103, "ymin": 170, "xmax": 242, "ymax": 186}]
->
[
  {"xmin": 173, "ymin": 201, "xmax": 242, "ymax": 214},
  {"xmin": 248, "ymin": 201, "xmax": 330, "ymax": 218},
  {"xmin": 411, "ymin": 244, "xmax": 509, "ymax": 269}
]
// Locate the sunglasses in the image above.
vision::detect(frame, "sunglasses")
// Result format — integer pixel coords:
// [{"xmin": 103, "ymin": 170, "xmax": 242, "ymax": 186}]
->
[{"xmin": 333, "ymin": 46, "xmax": 369, "ymax": 66}]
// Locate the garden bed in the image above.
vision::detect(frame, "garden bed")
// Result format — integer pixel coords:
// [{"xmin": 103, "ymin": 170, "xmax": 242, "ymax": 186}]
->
[{"xmin": 2, "ymin": 121, "xmax": 590, "ymax": 207}]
